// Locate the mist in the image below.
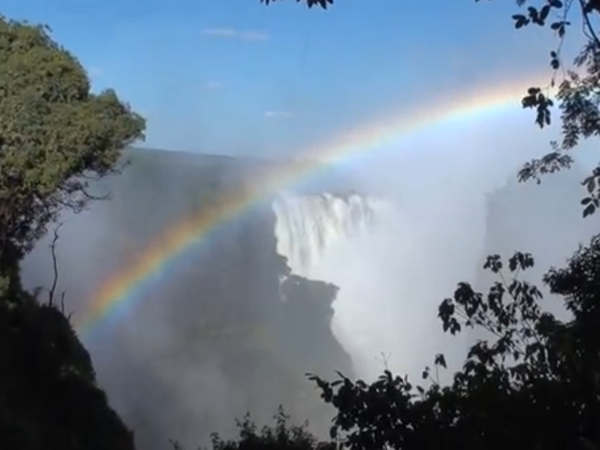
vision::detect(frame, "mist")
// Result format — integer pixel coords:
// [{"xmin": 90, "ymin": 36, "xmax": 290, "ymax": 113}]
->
[
  {"xmin": 300, "ymin": 110, "xmax": 595, "ymax": 381},
  {"xmin": 18, "ymin": 108, "xmax": 600, "ymax": 449}
]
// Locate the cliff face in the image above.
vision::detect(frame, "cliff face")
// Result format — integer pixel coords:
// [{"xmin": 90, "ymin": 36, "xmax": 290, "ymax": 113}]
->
[
  {"xmin": 477, "ymin": 165, "xmax": 600, "ymax": 319},
  {"xmin": 0, "ymin": 293, "xmax": 136, "ymax": 450},
  {"xmin": 21, "ymin": 148, "xmax": 357, "ymax": 449}
]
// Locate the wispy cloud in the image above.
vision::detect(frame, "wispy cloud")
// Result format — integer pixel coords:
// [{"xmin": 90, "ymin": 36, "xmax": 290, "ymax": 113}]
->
[
  {"xmin": 265, "ymin": 111, "xmax": 295, "ymax": 119},
  {"xmin": 201, "ymin": 28, "xmax": 268, "ymax": 41},
  {"xmin": 203, "ymin": 80, "xmax": 223, "ymax": 90}
]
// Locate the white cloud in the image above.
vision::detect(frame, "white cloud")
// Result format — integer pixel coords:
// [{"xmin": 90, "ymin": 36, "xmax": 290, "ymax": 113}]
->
[
  {"xmin": 264, "ymin": 111, "xmax": 295, "ymax": 119},
  {"xmin": 204, "ymin": 81, "xmax": 223, "ymax": 90},
  {"xmin": 201, "ymin": 28, "xmax": 268, "ymax": 41}
]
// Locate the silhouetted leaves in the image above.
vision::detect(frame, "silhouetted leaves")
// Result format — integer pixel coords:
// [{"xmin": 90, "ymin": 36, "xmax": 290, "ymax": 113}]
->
[
  {"xmin": 491, "ymin": 1, "xmax": 600, "ymax": 218},
  {"xmin": 522, "ymin": 87, "xmax": 553, "ymax": 127},
  {"xmin": 517, "ymin": 143, "xmax": 574, "ymax": 184},
  {"xmin": 197, "ymin": 408, "xmax": 335, "ymax": 450},
  {"xmin": 261, "ymin": 0, "xmax": 333, "ymax": 8},
  {"xmin": 434, "ymin": 353, "xmax": 447, "ymax": 369},
  {"xmin": 550, "ymin": 20, "xmax": 569, "ymax": 38},
  {"xmin": 551, "ymin": 50, "xmax": 561, "ymax": 69},
  {"xmin": 510, "ymin": 1, "xmax": 566, "ymax": 29},
  {"xmin": 307, "ymin": 244, "xmax": 600, "ymax": 450},
  {"xmin": 512, "ymin": 14, "xmax": 530, "ymax": 28}
]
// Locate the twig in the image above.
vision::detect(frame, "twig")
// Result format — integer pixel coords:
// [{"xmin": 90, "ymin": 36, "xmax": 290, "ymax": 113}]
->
[
  {"xmin": 579, "ymin": 0, "xmax": 600, "ymax": 48},
  {"xmin": 48, "ymin": 222, "xmax": 64, "ymax": 307},
  {"xmin": 376, "ymin": 351, "xmax": 391, "ymax": 371}
]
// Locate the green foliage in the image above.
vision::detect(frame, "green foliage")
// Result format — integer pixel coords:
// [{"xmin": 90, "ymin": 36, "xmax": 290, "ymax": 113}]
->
[
  {"xmin": 0, "ymin": 15, "xmax": 144, "ymax": 450},
  {"xmin": 171, "ymin": 408, "xmax": 334, "ymax": 450},
  {"xmin": 0, "ymin": 16, "xmax": 145, "ymax": 274}
]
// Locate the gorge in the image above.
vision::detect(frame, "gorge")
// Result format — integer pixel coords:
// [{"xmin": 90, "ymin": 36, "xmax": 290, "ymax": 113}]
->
[{"xmin": 19, "ymin": 146, "xmax": 600, "ymax": 450}]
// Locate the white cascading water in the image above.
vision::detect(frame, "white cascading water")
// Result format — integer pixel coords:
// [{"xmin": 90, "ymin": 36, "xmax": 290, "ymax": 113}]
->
[
  {"xmin": 272, "ymin": 187, "xmax": 482, "ymax": 382},
  {"xmin": 272, "ymin": 193, "xmax": 385, "ymax": 277},
  {"xmin": 272, "ymin": 192, "xmax": 417, "ymax": 380}
]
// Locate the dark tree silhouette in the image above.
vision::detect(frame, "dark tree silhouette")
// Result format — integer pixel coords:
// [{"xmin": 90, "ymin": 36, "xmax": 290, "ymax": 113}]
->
[
  {"xmin": 310, "ymin": 245, "xmax": 600, "ymax": 450},
  {"xmin": 173, "ymin": 408, "xmax": 335, "ymax": 450}
]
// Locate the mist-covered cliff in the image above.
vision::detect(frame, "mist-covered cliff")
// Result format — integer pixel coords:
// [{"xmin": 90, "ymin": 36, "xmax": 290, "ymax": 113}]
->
[
  {"xmin": 20, "ymin": 148, "xmax": 375, "ymax": 449},
  {"xmin": 477, "ymin": 164, "xmax": 600, "ymax": 317}
]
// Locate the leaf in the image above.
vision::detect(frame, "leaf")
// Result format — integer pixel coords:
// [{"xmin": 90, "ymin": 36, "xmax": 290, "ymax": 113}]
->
[
  {"xmin": 583, "ymin": 203, "xmax": 596, "ymax": 218},
  {"xmin": 539, "ymin": 5, "xmax": 550, "ymax": 22},
  {"xmin": 512, "ymin": 14, "xmax": 530, "ymax": 29},
  {"xmin": 434, "ymin": 353, "xmax": 447, "ymax": 369},
  {"xmin": 422, "ymin": 367, "xmax": 430, "ymax": 380},
  {"xmin": 587, "ymin": 176, "xmax": 596, "ymax": 194}
]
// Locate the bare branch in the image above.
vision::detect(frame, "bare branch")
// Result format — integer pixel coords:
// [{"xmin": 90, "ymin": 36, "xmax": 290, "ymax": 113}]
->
[
  {"xmin": 48, "ymin": 222, "xmax": 64, "ymax": 307},
  {"xmin": 579, "ymin": 0, "xmax": 600, "ymax": 47}
]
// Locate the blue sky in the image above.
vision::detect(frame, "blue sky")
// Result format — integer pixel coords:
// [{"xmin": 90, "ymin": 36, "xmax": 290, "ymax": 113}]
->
[{"xmin": 4, "ymin": 0, "xmax": 563, "ymax": 157}]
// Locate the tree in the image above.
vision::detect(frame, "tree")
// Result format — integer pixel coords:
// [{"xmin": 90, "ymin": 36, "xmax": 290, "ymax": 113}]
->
[
  {"xmin": 310, "ymin": 246, "xmax": 600, "ymax": 450},
  {"xmin": 250, "ymin": 1, "xmax": 600, "ymax": 450},
  {"xmin": 172, "ymin": 408, "xmax": 335, "ymax": 450},
  {"xmin": 495, "ymin": 0, "xmax": 600, "ymax": 219},
  {"xmin": 0, "ymin": 15, "xmax": 145, "ymax": 294},
  {"xmin": 0, "ymin": 16, "xmax": 144, "ymax": 450}
]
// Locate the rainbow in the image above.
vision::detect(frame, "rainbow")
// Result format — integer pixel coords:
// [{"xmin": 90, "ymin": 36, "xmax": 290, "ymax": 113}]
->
[{"xmin": 76, "ymin": 75, "xmax": 552, "ymax": 335}]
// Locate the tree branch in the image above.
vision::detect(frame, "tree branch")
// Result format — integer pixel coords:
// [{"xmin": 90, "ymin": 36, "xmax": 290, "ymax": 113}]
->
[
  {"xmin": 48, "ymin": 221, "xmax": 64, "ymax": 307},
  {"xmin": 579, "ymin": 0, "xmax": 600, "ymax": 48}
]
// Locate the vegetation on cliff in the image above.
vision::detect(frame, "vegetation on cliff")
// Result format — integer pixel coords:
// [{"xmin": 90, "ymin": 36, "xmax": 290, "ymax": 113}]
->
[{"xmin": 0, "ymin": 15, "xmax": 145, "ymax": 450}]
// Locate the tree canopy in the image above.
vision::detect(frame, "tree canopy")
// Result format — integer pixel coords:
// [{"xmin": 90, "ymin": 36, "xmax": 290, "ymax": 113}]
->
[
  {"xmin": 0, "ymin": 16, "xmax": 145, "ymax": 450},
  {"xmin": 0, "ymin": 16, "xmax": 145, "ymax": 294},
  {"xmin": 310, "ymin": 244, "xmax": 600, "ymax": 450}
]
